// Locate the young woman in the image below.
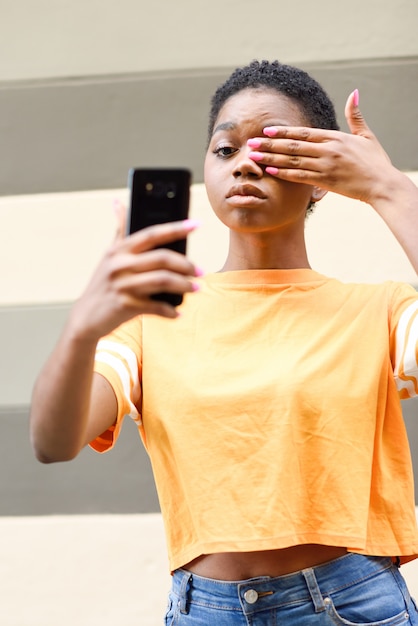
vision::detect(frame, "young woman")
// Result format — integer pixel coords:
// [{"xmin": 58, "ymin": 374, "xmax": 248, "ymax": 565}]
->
[{"xmin": 30, "ymin": 60, "xmax": 418, "ymax": 624}]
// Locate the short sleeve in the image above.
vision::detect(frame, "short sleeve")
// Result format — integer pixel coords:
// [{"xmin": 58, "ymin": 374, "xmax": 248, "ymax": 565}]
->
[
  {"xmin": 90, "ymin": 316, "xmax": 143, "ymax": 452},
  {"xmin": 389, "ymin": 282, "xmax": 418, "ymax": 399}
]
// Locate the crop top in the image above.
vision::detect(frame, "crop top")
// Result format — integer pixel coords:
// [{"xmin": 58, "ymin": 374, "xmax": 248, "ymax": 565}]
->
[{"xmin": 91, "ymin": 269, "xmax": 418, "ymax": 572}]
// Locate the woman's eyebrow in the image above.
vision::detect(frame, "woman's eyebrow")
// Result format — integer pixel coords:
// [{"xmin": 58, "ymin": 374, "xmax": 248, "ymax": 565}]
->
[
  {"xmin": 211, "ymin": 119, "xmax": 293, "ymax": 141},
  {"xmin": 212, "ymin": 121, "xmax": 236, "ymax": 135}
]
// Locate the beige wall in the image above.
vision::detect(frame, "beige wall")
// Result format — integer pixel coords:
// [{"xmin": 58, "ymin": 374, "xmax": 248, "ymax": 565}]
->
[
  {"xmin": 1, "ymin": 175, "xmax": 417, "ymax": 307},
  {"xmin": 1, "ymin": 0, "xmax": 417, "ymax": 81},
  {"xmin": 0, "ymin": 514, "xmax": 171, "ymax": 626}
]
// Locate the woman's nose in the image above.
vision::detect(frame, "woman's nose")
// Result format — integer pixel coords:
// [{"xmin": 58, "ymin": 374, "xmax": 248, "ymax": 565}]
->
[{"xmin": 232, "ymin": 148, "xmax": 263, "ymax": 178}]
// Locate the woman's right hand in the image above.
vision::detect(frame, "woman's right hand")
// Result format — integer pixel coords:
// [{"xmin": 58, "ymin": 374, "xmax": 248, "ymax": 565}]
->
[
  {"xmin": 30, "ymin": 204, "xmax": 203, "ymax": 463},
  {"xmin": 69, "ymin": 209, "xmax": 201, "ymax": 341}
]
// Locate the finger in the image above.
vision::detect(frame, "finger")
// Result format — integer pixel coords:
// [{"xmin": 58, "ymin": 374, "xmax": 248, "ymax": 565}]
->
[
  {"xmin": 261, "ymin": 126, "xmax": 331, "ymax": 142},
  {"xmin": 247, "ymin": 131, "xmax": 336, "ymax": 169},
  {"xmin": 116, "ymin": 269, "xmax": 200, "ymax": 302},
  {"xmin": 248, "ymin": 136, "xmax": 321, "ymax": 158},
  {"xmin": 265, "ymin": 165, "xmax": 321, "ymax": 185},
  {"xmin": 112, "ymin": 248, "xmax": 200, "ymax": 279},
  {"xmin": 344, "ymin": 89, "xmax": 373, "ymax": 138},
  {"xmin": 127, "ymin": 219, "xmax": 201, "ymax": 253},
  {"xmin": 250, "ymin": 152, "xmax": 321, "ymax": 175},
  {"xmin": 248, "ymin": 146, "xmax": 321, "ymax": 169},
  {"xmin": 248, "ymin": 138, "xmax": 325, "ymax": 175},
  {"xmin": 113, "ymin": 200, "xmax": 127, "ymax": 241},
  {"xmin": 116, "ymin": 292, "xmax": 181, "ymax": 320}
]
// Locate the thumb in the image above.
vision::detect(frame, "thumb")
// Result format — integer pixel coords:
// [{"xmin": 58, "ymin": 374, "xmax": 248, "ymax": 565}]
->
[
  {"xmin": 344, "ymin": 89, "xmax": 373, "ymax": 138},
  {"xmin": 113, "ymin": 199, "xmax": 127, "ymax": 241}
]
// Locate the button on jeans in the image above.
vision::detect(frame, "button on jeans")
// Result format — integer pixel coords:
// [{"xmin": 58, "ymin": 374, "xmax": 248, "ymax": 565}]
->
[{"xmin": 165, "ymin": 553, "xmax": 418, "ymax": 625}]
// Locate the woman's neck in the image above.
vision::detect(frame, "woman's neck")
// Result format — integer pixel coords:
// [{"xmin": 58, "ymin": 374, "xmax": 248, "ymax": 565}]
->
[{"xmin": 221, "ymin": 230, "xmax": 310, "ymax": 271}]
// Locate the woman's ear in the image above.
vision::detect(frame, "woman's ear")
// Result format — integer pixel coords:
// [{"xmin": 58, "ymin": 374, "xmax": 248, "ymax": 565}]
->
[{"xmin": 310, "ymin": 187, "xmax": 328, "ymax": 203}]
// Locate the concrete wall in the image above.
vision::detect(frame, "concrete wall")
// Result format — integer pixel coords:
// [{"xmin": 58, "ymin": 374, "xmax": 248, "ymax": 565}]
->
[
  {"xmin": 1, "ymin": 0, "xmax": 417, "ymax": 82},
  {"xmin": 1, "ymin": 0, "xmax": 418, "ymax": 623},
  {"xmin": 1, "ymin": 1, "xmax": 418, "ymax": 197}
]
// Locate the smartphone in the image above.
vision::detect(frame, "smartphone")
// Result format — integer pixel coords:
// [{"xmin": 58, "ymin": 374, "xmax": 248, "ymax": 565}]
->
[{"xmin": 127, "ymin": 167, "xmax": 192, "ymax": 307}]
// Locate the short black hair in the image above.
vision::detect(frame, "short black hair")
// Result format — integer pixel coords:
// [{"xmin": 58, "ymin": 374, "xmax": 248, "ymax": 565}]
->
[{"xmin": 207, "ymin": 59, "xmax": 339, "ymax": 143}]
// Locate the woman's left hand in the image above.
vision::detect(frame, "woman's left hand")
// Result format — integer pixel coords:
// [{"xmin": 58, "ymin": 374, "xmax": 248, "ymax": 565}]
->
[
  {"xmin": 247, "ymin": 90, "xmax": 418, "ymax": 273},
  {"xmin": 247, "ymin": 90, "xmax": 395, "ymax": 206}
]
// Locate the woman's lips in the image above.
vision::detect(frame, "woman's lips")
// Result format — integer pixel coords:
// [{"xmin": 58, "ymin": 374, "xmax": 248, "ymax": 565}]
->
[
  {"xmin": 226, "ymin": 184, "xmax": 266, "ymax": 199},
  {"xmin": 226, "ymin": 184, "xmax": 267, "ymax": 204}
]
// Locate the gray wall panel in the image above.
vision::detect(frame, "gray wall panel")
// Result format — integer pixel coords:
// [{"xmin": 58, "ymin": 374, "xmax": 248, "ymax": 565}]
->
[
  {"xmin": 1, "ymin": 406, "xmax": 159, "ymax": 515},
  {"xmin": 0, "ymin": 303, "xmax": 72, "ymax": 405},
  {"xmin": 403, "ymin": 399, "xmax": 418, "ymax": 490},
  {"xmin": 1, "ymin": 58, "xmax": 417, "ymax": 196}
]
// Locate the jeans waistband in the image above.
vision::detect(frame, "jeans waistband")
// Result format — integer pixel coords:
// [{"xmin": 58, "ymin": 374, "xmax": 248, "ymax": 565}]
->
[{"xmin": 172, "ymin": 553, "xmax": 394, "ymax": 615}]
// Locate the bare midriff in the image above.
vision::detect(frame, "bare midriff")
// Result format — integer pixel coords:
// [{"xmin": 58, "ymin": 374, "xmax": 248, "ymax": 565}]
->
[{"xmin": 184, "ymin": 545, "xmax": 348, "ymax": 580}]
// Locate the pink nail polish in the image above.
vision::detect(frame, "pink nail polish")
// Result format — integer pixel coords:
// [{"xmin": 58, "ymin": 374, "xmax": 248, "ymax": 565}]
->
[
  {"xmin": 192, "ymin": 282, "xmax": 201, "ymax": 292},
  {"xmin": 194, "ymin": 266, "xmax": 205, "ymax": 277},
  {"xmin": 353, "ymin": 89, "xmax": 359, "ymax": 107},
  {"xmin": 248, "ymin": 151, "xmax": 263, "ymax": 161},
  {"xmin": 265, "ymin": 166, "xmax": 279, "ymax": 176},
  {"xmin": 263, "ymin": 127, "xmax": 278, "ymax": 137},
  {"xmin": 247, "ymin": 138, "xmax": 261, "ymax": 148},
  {"xmin": 183, "ymin": 219, "xmax": 201, "ymax": 230}
]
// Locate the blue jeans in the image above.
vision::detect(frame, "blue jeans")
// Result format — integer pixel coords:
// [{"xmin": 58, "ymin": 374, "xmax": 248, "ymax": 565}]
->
[{"xmin": 165, "ymin": 553, "xmax": 418, "ymax": 625}]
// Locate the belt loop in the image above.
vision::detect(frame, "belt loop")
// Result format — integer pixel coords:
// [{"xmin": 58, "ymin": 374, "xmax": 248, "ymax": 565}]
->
[
  {"xmin": 302, "ymin": 568, "xmax": 326, "ymax": 613},
  {"xmin": 179, "ymin": 571, "xmax": 193, "ymax": 615}
]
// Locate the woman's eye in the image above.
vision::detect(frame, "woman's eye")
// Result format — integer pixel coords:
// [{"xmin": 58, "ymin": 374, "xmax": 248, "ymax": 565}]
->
[{"xmin": 213, "ymin": 145, "xmax": 237, "ymax": 159}]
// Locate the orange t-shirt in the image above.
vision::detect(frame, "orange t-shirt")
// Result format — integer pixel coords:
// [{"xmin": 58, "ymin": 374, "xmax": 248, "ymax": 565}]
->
[{"xmin": 91, "ymin": 269, "xmax": 418, "ymax": 572}]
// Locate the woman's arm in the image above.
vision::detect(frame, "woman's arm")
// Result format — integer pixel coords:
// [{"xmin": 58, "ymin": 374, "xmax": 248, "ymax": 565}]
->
[
  {"xmin": 30, "ymin": 327, "xmax": 116, "ymax": 464},
  {"xmin": 30, "ymin": 217, "xmax": 200, "ymax": 463},
  {"xmin": 247, "ymin": 90, "xmax": 418, "ymax": 273}
]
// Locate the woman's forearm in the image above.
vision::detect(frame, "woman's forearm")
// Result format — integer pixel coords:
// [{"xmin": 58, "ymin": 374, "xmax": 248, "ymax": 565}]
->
[
  {"xmin": 370, "ymin": 170, "xmax": 418, "ymax": 274},
  {"xmin": 29, "ymin": 318, "xmax": 113, "ymax": 463}
]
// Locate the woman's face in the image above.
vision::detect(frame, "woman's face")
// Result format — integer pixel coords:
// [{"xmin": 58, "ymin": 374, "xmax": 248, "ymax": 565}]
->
[{"xmin": 204, "ymin": 87, "xmax": 316, "ymax": 235}]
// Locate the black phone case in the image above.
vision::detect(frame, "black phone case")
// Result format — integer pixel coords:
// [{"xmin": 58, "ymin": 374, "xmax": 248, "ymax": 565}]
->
[{"xmin": 127, "ymin": 168, "xmax": 191, "ymax": 306}]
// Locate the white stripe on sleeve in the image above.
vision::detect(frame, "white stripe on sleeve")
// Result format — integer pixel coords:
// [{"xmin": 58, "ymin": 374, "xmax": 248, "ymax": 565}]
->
[
  {"xmin": 95, "ymin": 341, "xmax": 141, "ymax": 423},
  {"xmin": 394, "ymin": 301, "xmax": 418, "ymax": 398}
]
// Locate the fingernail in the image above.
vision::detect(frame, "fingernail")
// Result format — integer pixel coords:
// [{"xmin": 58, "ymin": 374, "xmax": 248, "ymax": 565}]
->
[
  {"xmin": 113, "ymin": 199, "xmax": 121, "ymax": 215},
  {"xmin": 263, "ymin": 127, "xmax": 278, "ymax": 137},
  {"xmin": 192, "ymin": 282, "xmax": 201, "ymax": 292},
  {"xmin": 247, "ymin": 138, "xmax": 262, "ymax": 148},
  {"xmin": 183, "ymin": 219, "xmax": 201, "ymax": 230},
  {"xmin": 248, "ymin": 151, "xmax": 263, "ymax": 161},
  {"xmin": 194, "ymin": 266, "xmax": 205, "ymax": 277},
  {"xmin": 353, "ymin": 89, "xmax": 359, "ymax": 107},
  {"xmin": 266, "ymin": 166, "xmax": 279, "ymax": 176}
]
